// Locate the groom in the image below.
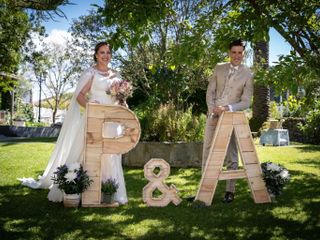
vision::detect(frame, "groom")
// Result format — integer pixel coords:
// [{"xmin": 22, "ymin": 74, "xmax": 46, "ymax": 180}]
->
[{"xmin": 202, "ymin": 39, "xmax": 253, "ymax": 203}]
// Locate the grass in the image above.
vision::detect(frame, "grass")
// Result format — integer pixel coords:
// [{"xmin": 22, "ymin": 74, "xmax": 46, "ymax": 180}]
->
[{"xmin": 0, "ymin": 138, "xmax": 319, "ymax": 240}]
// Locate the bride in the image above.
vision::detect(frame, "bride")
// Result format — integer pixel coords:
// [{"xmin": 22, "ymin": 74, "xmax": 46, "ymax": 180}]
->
[{"xmin": 19, "ymin": 42, "xmax": 128, "ymax": 204}]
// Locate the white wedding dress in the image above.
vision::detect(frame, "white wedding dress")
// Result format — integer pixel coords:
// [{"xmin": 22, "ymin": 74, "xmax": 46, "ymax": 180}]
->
[{"xmin": 19, "ymin": 67, "xmax": 128, "ymax": 204}]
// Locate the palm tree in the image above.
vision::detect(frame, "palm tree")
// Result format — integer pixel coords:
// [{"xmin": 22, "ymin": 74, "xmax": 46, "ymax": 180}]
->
[{"xmin": 250, "ymin": 40, "xmax": 270, "ymax": 132}]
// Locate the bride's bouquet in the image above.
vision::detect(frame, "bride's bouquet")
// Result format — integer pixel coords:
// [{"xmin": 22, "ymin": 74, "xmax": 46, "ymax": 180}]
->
[{"xmin": 107, "ymin": 80, "xmax": 133, "ymax": 106}]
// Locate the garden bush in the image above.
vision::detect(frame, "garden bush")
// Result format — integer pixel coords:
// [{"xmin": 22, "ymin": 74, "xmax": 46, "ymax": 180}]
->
[
  {"xmin": 282, "ymin": 117, "xmax": 305, "ymax": 143},
  {"xmin": 298, "ymin": 101, "xmax": 320, "ymax": 144},
  {"xmin": 135, "ymin": 102, "xmax": 206, "ymax": 142}
]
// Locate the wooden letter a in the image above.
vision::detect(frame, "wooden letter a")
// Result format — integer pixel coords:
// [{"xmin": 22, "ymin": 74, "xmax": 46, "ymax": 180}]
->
[{"xmin": 195, "ymin": 112, "xmax": 271, "ymax": 206}]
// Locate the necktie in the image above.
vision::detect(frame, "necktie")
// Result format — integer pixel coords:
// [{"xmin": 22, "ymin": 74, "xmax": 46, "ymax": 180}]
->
[{"xmin": 228, "ymin": 65, "xmax": 239, "ymax": 80}]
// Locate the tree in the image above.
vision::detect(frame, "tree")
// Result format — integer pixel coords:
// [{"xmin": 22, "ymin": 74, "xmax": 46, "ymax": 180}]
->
[
  {"xmin": 26, "ymin": 37, "xmax": 88, "ymax": 123},
  {"xmin": 245, "ymin": 0, "xmax": 320, "ymax": 75},
  {"xmin": 250, "ymin": 41, "xmax": 270, "ymax": 131},
  {"xmin": 5, "ymin": 0, "xmax": 71, "ymax": 19},
  {"xmin": 85, "ymin": 0, "xmax": 318, "ymax": 124},
  {"xmin": 0, "ymin": 2, "xmax": 31, "ymax": 110},
  {"xmin": 86, "ymin": 0, "xmax": 228, "ymax": 113},
  {"xmin": 0, "ymin": 0, "xmax": 71, "ymax": 110}
]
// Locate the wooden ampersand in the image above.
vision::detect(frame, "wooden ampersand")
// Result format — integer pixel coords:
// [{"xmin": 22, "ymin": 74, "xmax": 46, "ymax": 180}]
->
[{"xmin": 143, "ymin": 158, "xmax": 182, "ymax": 207}]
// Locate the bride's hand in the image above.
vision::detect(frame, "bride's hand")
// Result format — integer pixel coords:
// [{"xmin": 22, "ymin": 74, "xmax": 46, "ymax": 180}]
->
[
  {"xmin": 119, "ymin": 101, "xmax": 128, "ymax": 108},
  {"xmin": 91, "ymin": 100, "xmax": 100, "ymax": 104}
]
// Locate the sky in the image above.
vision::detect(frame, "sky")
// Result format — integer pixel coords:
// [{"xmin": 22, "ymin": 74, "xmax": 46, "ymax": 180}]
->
[{"xmin": 42, "ymin": 0, "xmax": 292, "ymax": 65}]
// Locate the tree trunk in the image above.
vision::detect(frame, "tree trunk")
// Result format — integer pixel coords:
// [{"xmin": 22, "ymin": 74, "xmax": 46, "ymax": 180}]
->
[
  {"xmin": 0, "ymin": 90, "xmax": 12, "ymax": 110},
  {"xmin": 250, "ymin": 40, "xmax": 270, "ymax": 132},
  {"xmin": 52, "ymin": 108, "xmax": 57, "ymax": 124}
]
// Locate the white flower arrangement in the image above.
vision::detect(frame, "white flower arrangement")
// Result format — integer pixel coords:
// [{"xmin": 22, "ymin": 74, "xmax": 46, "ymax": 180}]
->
[
  {"xmin": 52, "ymin": 163, "xmax": 93, "ymax": 194},
  {"xmin": 261, "ymin": 162, "xmax": 290, "ymax": 197}
]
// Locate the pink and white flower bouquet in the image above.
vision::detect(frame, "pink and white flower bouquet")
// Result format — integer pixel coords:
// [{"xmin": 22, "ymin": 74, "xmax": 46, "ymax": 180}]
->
[{"xmin": 107, "ymin": 80, "xmax": 133, "ymax": 106}]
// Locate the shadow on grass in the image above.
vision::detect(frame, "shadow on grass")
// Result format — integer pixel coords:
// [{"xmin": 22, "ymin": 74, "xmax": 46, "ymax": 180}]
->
[
  {"xmin": 1, "ymin": 168, "xmax": 319, "ymax": 240},
  {"xmin": 295, "ymin": 145, "xmax": 320, "ymax": 152},
  {"xmin": 293, "ymin": 158, "xmax": 320, "ymax": 168}
]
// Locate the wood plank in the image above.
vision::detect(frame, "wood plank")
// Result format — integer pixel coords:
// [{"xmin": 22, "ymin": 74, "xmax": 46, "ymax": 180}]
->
[
  {"xmin": 213, "ymin": 126, "xmax": 233, "ymax": 151},
  {"xmin": 247, "ymin": 176, "xmax": 267, "ymax": 191},
  {"xmin": 103, "ymin": 119, "xmax": 139, "ymax": 128},
  {"xmin": 82, "ymin": 202, "xmax": 119, "ymax": 208},
  {"xmin": 221, "ymin": 112, "xmax": 233, "ymax": 125},
  {"xmin": 85, "ymin": 163, "xmax": 101, "ymax": 178},
  {"xmin": 238, "ymin": 138, "xmax": 255, "ymax": 152},
  {"xmin": 241, "ymin": 152, "xmax": 259, "ymax": 165},
  {"xmin": 87, "ymin": 104, "xmax": 106, "ymax": 118},
  {"xmin": 102, "ymin": 136, "xmax": 134, "ymax": 143},
  {"xmin": 245, "ymin": 163, "xmax": 262, "ymax": 178},
  {"xmin": 104, "ymin": 108, "xmax": 136, "ymax": 120},
  {"xmin": 85, "ymin": 147, "xmax": 102, "ymax": 158},
  {"xmin": 86, "ymin": 132, "xmax": 103, "ymax": 143},
  {"xmin": 234, "ymin": 125, "xmax": 251, "ymax": 139},
  {"xmin": 209, "ymin": 152, "xmax": 226, "ymax": 166},
  {"xmin": 86, "ymin": 176, "xmax": 100, "ymax": 191},
  {"xmin": 198, "ymin": 178, "xmax": 217, "ymax": 192},
  {"xmin": 82, "ymin": 190, "xmax": 100, "ymax": 204},
  {"xmin": 218, "ymin": 170, "xmax": 246, "ymax": 180},
  {"xmin": 203, "ymin": 168, "xmax": 220, "ymax": 179},
  {"xmin": 102, "ymin": 141, "xmax": 137, "ymax": 154},
  {"xmin": 233, "ymin": 112, "xmax": 247, "ymax": 125},
  {"xmin": 251, "ymin": 189, "xmax": 271, "ymax": 203},
  {"xmin": 196, "ymin": 191, "xmax": 215, "ymax": 206},
  {"xmin": 87, "ymin": 118, "xmax": 104, "ymax": 132},
  {"xmin": 86, "ymin": 141, "xmax": 103, "ymax": 149}
]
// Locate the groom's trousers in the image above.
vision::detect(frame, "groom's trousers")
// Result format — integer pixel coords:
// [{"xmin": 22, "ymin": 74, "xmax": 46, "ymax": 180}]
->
[{"xmin": 202, "ymin": 115, "xmax": 238, "ymax": 193}]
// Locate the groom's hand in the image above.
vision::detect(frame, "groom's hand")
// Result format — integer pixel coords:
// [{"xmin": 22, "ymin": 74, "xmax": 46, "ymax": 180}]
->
[{"xmin": 213, "ymin": 106, "xmax": 225, "ymax": 116}]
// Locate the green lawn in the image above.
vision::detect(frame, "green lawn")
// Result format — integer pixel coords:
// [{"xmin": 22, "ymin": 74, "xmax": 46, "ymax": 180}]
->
[{"xmin": 0, "ymin": 138, "xmax": 319, "ymax": 240}]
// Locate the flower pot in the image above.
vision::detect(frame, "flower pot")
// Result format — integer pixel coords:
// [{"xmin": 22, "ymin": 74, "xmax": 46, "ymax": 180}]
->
[
  {"xmin": 63, "ymin": 193, "xmax": 80, "ymax": 207},
  {"xmin": 102, "ymin": 193, "xmax": 113, "ymax": 204}
]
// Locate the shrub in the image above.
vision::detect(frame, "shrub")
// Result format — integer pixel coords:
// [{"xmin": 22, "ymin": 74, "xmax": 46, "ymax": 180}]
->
[
  {"xmin": 282, "ymin": 117, "xmax": 305, "ymax": 143},
  {"xmin": 269, "ymin": 101, "xmax": 282, "ymax": 120},
  {"xmin": 25, "ymin": 121, "xmax": 48, "ymax": 127},
  {"xmin": 283, "ymin": 95, "xmax": 305, "ymax": 117},
  {"xmin": 298, "ymin": 101, "xmax": 320, "ymax": 144},
  {"xmin": 135, "ymin": 102, "xmax": 206, "ymax": 142}
]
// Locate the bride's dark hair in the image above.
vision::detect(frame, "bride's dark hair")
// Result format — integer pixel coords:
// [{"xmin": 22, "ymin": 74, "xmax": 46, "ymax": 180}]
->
[{"xmin": 93, "ymin": 42, "xmax": 112, "ymax": 62}]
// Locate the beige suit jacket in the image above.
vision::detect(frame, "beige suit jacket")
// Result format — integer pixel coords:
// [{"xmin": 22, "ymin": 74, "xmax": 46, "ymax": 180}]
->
[{"xmin": 206, "ymin": 62, "xmax": 253, "ymax": 113}]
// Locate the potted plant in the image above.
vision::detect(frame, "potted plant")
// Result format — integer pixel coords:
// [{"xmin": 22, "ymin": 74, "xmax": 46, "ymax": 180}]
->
[
  {"xmin": 261, "ymin": 162, "xmax": 290, "ymax": 201},
  {"xmin": 52, "ymin": 163, "xmax": 93, "ymax": 207},
  {"xmin": 101, "ymin": 178, "xmax": 119, "ymax": 204}
]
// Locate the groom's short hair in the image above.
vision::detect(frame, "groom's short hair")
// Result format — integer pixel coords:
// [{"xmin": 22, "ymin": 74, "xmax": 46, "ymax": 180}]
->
[{"xmin": 229, "ymin": 39, "xmax": 245, "ymax": 50}]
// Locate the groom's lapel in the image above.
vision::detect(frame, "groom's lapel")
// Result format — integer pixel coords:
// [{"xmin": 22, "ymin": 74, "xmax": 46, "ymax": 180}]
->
[{"xmin": 223, "ymin": 63, "xmax": 230, "ymax": 80}]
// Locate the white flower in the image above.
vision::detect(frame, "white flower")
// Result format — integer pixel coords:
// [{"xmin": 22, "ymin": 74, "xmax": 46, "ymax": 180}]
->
[
  {"xmin": 267, "ymin": 163, "xmax": 281, "ymax": 172},
  {"xmin": 68, "ymin": 163, "xmax": 80, "ymax": 172},
  {"xmin": 64, "ymin": 171, "xmax": 77, "ymax": 183},
  {"xmin": 280, "ymin": 170, "xmax": 289, "ymax": 179}
]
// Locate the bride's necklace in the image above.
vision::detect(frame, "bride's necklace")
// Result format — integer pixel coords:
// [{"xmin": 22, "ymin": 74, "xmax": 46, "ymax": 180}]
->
[{"xmin": 94, "ymin": 66, "xmax": 110, "ymax": 76}]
